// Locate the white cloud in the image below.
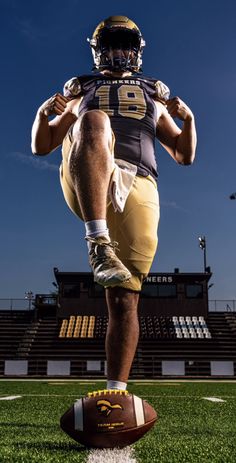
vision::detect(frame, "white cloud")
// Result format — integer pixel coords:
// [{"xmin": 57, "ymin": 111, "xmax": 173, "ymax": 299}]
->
[
  {"xmin": 160, "ymin": 200, "xmax": 189, "ymax": 213},
  {"xmin": 13, "ymin": 15, "xmax": 78, "ymax": 44},
  {"xmin": 14, "ymin": 17, "xmax": 47, "ymax": 42},
  {"xmin": 11, "ymin": 151, "xmax": 59, "ymax": 172}
]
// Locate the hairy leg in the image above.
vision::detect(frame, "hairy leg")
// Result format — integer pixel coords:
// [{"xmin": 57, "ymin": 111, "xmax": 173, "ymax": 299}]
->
[
  {"xmin": 67, "ymin": 109, "xmax": 131, "ymax": 286},
  {"xmin": 68, "ymin": 110, "xmax": 113, "ymax": 221},
  {"xmin": 105, "ymin": 287, "xmax": 140, "ymax": 383}
]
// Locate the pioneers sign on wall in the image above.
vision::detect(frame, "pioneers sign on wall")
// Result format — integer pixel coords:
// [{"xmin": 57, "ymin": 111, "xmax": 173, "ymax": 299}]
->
[{"xmin": 145, "ymin": 275, "xmax": 174, "ymax": 283}]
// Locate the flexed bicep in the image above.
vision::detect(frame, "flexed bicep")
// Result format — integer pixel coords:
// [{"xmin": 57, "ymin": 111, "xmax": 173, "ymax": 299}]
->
[
  {"xmin": 32, "ymin": 96, "xmax": 78, "ymax": 155},
  {"xmin": 156, "ymin": 103, "xmax": 181, "ymax": 161}
]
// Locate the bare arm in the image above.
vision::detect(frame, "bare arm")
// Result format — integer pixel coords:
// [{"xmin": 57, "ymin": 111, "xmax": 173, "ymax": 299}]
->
[
  {"xmin": 31, "ymin": 93, "xmax": 78, "ymax": 155},
  {"xmin": 156, "ymin": 97, "xmax": 197, "ymax": 165}
]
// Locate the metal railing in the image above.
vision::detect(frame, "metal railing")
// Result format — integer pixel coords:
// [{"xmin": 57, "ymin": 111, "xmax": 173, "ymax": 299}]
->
[
  {"xmin": 0, "ymin": 296, "xmax": 57, "ymax": 311},
  {"xmin": 0, "ymin": 299, "xmax": 35, "ymax": 311},
  {"xmin": 209, "ymin": 300, "xmax": 236, "ymax": 312},
  {"xmin": 0, "ymin": 298, "xmax": 235, "ymax": 312}
]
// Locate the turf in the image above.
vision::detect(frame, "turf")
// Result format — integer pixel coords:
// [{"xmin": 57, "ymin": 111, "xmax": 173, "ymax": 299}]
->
[{"xmin": 0, "ymin": 380, "xmax": 236, "ymax": 462}]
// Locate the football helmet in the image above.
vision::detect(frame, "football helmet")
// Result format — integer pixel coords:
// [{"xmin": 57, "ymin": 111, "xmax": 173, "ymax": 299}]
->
[{"xmin": 88, "ymin": 15, "xmax": 145, "ymax": 72}]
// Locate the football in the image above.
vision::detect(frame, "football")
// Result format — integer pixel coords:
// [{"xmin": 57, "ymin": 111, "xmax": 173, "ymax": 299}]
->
[{"xmin": 60, "ymin": 389, "xmax": 157, "ymax": 448}]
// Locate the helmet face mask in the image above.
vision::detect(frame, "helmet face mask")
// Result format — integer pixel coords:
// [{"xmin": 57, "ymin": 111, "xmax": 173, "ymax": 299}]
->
[
  {"xmin": 99, "ymin": 28, "xmax": 140, "ymax": 52},
  {"xmin": 88, "ymin": 16, "xmax": 145, "ymax": 72}
]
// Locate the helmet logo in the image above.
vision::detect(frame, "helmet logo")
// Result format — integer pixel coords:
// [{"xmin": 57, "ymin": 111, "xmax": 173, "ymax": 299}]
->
[{"xmin": 96, "ymin": 399, "xmax": 123, "ymax": 417}]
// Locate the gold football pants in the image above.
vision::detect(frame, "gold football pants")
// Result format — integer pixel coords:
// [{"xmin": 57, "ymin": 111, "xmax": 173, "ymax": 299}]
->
[{"xmin": 60, "ymin": 132, "xmax": 160, "ymax": 291}]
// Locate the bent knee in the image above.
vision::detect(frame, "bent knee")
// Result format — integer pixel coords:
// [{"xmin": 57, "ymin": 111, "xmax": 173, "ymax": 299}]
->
[
  {"xmin": 82, "ymin": 109, "xmax": 110, "ymax": 123},
  {"xmin": 72, "ymin": 110, "xmax": 113, "ymax": 150},
  {"xmin": 74, "ymin": 110, "xmax": 111, "ymax": 134}
]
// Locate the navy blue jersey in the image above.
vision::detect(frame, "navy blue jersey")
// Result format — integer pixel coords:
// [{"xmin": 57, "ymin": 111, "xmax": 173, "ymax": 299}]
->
[{"xmin": 64, "ymin": 73, "xmax": 169, "ymax": 180}]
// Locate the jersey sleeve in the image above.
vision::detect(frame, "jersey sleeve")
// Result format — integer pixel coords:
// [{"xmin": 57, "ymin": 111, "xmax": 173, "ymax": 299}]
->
[
  {"xmin": 153, "ymin": 80, "xmax": 170, "ymax": 103},
  {"xmin": 63, "ymin": 76, "xmax": 82, "ymax": 99}
]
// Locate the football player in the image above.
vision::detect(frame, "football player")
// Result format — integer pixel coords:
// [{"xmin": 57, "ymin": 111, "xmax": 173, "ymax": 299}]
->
[{"xmin": 31, "ymin": 16, "xmax": 196, "ymax": 391}]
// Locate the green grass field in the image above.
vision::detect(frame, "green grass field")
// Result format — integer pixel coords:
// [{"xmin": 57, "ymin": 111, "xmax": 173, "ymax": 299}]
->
[{"xmin": 0, "ymin": 380, "xmax": 236, "ymax": 463}]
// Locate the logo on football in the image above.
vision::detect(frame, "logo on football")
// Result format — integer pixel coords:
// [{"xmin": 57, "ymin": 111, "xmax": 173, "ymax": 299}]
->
[
  {"xmin": 96, "ymin": 399, "xmax": 123, "ymax": 417},
  {"xmin": 60, "ymin": 390, "xmax": 157, "ymax": 448}
]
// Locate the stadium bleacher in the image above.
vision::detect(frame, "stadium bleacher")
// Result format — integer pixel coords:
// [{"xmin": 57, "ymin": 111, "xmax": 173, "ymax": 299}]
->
[
  {"xmin": 1, "ymin": 271, "xmax": 236, "ymax": 378},
  {"xmin": 1, "ymin": 310, "xmax": 236, "ymax": 377}
]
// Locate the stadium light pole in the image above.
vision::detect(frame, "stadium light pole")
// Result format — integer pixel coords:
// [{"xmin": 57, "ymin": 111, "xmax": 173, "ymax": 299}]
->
[
  {"xmin": 25, "ymin": 291, "xmax": 34, "ymax": 311},
  {"xmin": 198, "ymin": 236, "xmax": 207, "ymax": 272}
]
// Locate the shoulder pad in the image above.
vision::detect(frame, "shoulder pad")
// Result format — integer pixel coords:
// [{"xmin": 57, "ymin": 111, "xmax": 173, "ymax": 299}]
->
[
  {"xmin": 63, "ymin": 77, "xmax": 81, "ymax": 99},
  {"xmin": 154, "ymin": 80, "xmax": 170, "ymax": 103}
]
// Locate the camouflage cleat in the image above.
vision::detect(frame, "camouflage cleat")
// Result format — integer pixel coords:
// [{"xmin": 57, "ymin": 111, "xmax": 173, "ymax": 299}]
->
[{"xmin": 86, "ymin": 236, "xmax": 131, "ymax": 287}]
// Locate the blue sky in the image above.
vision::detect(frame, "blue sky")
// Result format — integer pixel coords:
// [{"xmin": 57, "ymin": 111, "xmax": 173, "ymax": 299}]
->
[{"xmin": 0, "ymin": 0, "xmax": 236, "ymax": 300}]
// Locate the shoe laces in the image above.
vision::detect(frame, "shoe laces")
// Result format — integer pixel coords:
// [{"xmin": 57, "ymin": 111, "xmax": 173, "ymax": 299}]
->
[{"xmin": 85, "ymin": 237, "xmax": 120, "ymax": 256}]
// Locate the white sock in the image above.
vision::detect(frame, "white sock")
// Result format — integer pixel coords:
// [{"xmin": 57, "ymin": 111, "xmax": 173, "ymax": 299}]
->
[
  {"xmin": 107, "ymin": 380, "xmax": 127, "ymax": 391},
  {"xmin": 85, "ymin": 220, "xmax": 110, "ymax": 250}
]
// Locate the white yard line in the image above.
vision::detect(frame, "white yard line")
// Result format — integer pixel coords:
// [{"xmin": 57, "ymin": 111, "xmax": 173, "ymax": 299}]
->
[
  {"xmin": 0, "ymin": 395, "xmax": 22, "ymax": 400},
  {"xmin": 202, "ymin": 397, "xmax": 227, "ymax": 402},
  {"xmin": 133, "ymin": 382, "xmax": 181, "ymax": 385},
  {"xmin": 48, "ymin": 382, "xmax": 97, "ymax": 386},
  {"xmin": 87, "ymin": 446, "xmax": 137, "ymax": 463}
]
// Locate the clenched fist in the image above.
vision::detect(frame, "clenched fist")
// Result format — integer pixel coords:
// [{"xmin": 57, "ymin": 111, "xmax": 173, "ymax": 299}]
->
[
  {"xmin": 38, "ymin": 93, "xmax": 69, "ymax": 117},
  {"xmin": 166, "ymin": 97, "xmax": 193, "ymax": 121}
]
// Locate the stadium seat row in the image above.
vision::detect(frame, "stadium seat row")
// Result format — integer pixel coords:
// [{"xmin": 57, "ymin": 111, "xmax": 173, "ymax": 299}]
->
[
  {"xmin": 59, "ymin": 315, "xmax": 212, "ymax": 339},
  {"xmin": 173, "ymin": 315, "xmax": 212, "ymax": 338},
  {"xmin": 172, "ymin": 316, "xmax": 208, "ymax": 330},
  {"xmin": 59, "ymin": 315, "xmax": 96, "ymax": 338},
  {"xmin": 172, "ymin": 316, "xmax": 206, "ymax": 324},
  {"xmin": 140, "ymin": 317, "xmax": 174, "ymax": 338},
  {"xmin": 175, "ymin": 327, "xmax": 212, "ymax": 338}
]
